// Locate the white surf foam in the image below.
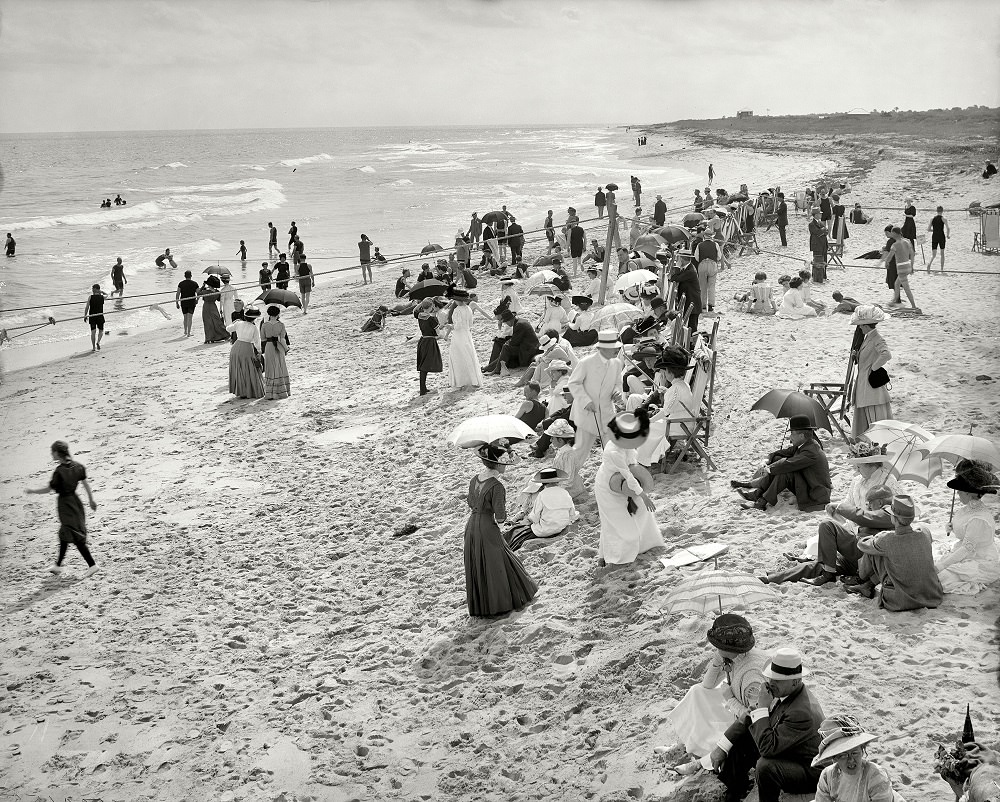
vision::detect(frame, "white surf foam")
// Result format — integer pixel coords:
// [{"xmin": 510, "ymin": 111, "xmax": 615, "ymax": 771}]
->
[
  {"xmin": 279, "ymin": 153, "xmax": 334, "ymax": 167},
  {"xmin": 149, "ymin": 162, "xmax": 189, "ymax": 170}
]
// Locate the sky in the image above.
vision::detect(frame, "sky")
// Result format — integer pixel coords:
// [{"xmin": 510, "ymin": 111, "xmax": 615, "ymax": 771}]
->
[{"xmin": 0, "ymin": 0, "xmax": 998, "ymax": 133}]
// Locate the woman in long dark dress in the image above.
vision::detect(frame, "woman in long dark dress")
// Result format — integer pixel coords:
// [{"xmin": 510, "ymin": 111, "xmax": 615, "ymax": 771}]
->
[
  {"xmin": 464, "ymin": 443, "xmax": 538, "ymax": 617},
  {"xmin": 830, "ymin": 194, "xmax": 849, "ymax": 244},
  {"xmin": 901, "ymin": 199, "xmax": 918, "ymax": 250},
  {"xmin": 198, "ymin": 275, "xmax": 229, "ymax": 343},
  {"xmin": 24, "ymin": 440, "xmax": 99, "ymax": 577},
  {"xmin": 414, "ymin": 299, "xmax": 443, "ymax": 396}
]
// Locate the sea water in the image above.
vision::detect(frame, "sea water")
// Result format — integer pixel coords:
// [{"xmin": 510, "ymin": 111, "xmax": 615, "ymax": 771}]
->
[{"xmin": 0, "ymin": 125, "xmax": 836, "ymax": 350}]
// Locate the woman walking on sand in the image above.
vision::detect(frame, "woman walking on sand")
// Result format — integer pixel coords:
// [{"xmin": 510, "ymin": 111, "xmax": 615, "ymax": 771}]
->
[
  {"xmin": 261, "ymin": 305, "xmax": 291, "ymax": 400},
  {"xmin": 198, "ymin": 275, "xmax": 230, "ymax": 343},
  {"xmin": 464, "ymin": 443, "xmax": 538, "ymax": 617},
  {"xmin": 226, "ymin": 307, "xmax": 265, "ymax": 399},
  {"xmin": 297, "ymin": 256, "xmax": 315, "ymax": 314},
  {"xmin": 849, "ymin": 306, "xmax": 892, "ymax": 437},
  {"xmin": 25, "ymin": 441, "xmax": 100, "ymax": 578}
]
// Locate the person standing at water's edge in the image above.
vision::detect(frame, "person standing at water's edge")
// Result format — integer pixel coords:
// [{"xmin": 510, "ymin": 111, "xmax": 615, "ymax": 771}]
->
[
  {"xmin": 83, "ymin": 284, "xmax": 106, "ymax": 352},
  {"xmin": 175, "ymin": 270, "xmax": 200, "ymax": 338},
  {"xmin": 708, "ymin": 163, "xmax": 714, "ymax": 185},
  {"xmin": 258, "ymin": 261, "xmax": 273, "ymax": 291},
  {"xmin": 595, "ymin": 187, "xmax": 606, "ymax": 219},
  {"xmin": 155, "ymin": 248, "xmax": 176, "ymax": 270},
  {"xmin": 267, "ymin": 222, "xmax": 278, "ymax": 258},
  {"xmin": 297, "ymin": 255, "xmax": 314, "ymax": 314},
  {"xmin": 287, "ymin": 221, "xmax": 297, "ymax": 250},
  {"xmin": 109, "ymin": 257, "xmax": 127, "ymax": 301},
  {"xmin": 464, "ymin": 443, "xmax": 538, "ymax": 618},
  {"xmin": 358, "ymin": 234, "xmax": 374, "ymax": 285},
  {"xmin": 4, "ymin": 232, "xmax": 15, "ymax": 257},
  {"xmin": 24, "ymin": 441, "xmax": 100, "ymax": 578},
  {"xmin": 274, "ymin": 254, "xmax": 291, "ymax": 290},
  {"xmin": 467, "ymin": 212, "xmax": 482, "ymax": 248}
]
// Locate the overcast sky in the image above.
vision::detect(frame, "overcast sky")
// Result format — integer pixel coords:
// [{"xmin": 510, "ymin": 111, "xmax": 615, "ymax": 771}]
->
[{"xmin": 1, "ymin": 0, "xmax": 998, "ymax": 133}]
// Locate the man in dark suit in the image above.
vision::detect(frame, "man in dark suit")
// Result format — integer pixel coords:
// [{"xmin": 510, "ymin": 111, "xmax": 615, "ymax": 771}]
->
[
  {"xmin": 731, "ymin": 415, "xmax": 832, "ymax": 512},
  {"xmin": 666, "ymin": 251, "xmax": 703, "ymax": 332},
  {"xmin": 708, "ymin": 647, "xmax": 824, "ymax": 802},
  {"xmin": 482, "ymin": 310, "xmax": 539, "ymax": 376}
]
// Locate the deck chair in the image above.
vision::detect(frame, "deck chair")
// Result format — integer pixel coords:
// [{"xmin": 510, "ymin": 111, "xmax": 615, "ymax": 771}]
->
[
  {"xmin": 794, "ymin": 191, "xmax": 808, "ymax": 215},
  {"xmin": 736, "ymin": 228, "xmax": 761, "ymax": 256},
  {"xmin": 801, "ymin": 351, "xmax": 855, "ymax": 442},
  {"xmin": 973, "ymin": 209, "xmax": 1000, "ymax": 253},
  {"xmin": 827, "ymin": 238, "xmax": 845, "ymax": 268},
  {"xmin": 663, "ymin": 318, "xmax": 720, "ymax": 473}
]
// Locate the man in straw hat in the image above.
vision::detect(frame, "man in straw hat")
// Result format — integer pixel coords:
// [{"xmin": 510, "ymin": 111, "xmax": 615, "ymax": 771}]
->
[
  {"xmin": 731, "ymin": 415, "xmax": 832, "ymax": 512},
  {"xmin": 712, "ymin": 647, "xmax": 825, "ymax": 802},
  {"xmin": 849, "ymin": 494, "xmax": 943, "ymax": 610},
  {"xmin": 568, "ymin": 330, "xmax": 625, "ymax": 459},
  {"xmin": 504, "ymin": 467, "xmax": 579, "ymax": 551},
  {"xmin": 810, "ymin": 714, "xmax": 904, "ymax": 800}
]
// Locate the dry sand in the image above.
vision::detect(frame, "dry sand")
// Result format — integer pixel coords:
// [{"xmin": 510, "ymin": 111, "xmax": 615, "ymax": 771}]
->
[{"xmin": 1, "ymin": 139, "xmax": 999, "ymax": 802}]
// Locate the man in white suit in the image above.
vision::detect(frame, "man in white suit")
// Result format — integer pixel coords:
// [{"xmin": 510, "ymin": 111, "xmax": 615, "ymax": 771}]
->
[{"xmin": 569, "ymin": 330, "xmax": 625, "ymax": 460}]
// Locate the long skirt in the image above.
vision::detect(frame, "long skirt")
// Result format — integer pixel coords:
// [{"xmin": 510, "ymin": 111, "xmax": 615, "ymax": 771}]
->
[
  {"xmin": 416, "ymin": 336, "xmax": 442, "ymax": 373},
  {"xmin": 263, "ymin": 342, "xmax": 291, "ymax": 400},
  {"xmin": 851, "ymin": 402, "xmax": 892, "ymax": 439},
  {"xmin": 447, "ymin": 330, "xmax": 483, "ymax": 389},
  {"xmin": 202, "ymin": 301, "xmax": 229, "ymax": 342},
  {"xmin": 668, "ymin": 684, "xmax": 734, "ymax": 757},
  {"xmin": 464, "ymin": 513, "xmax": 537, "ymax": 616},
  {"xmin": 229, "ymin": 341, "xmax": 264, "ymax": 398},
  {"xmin": 594, "ymin": 466, "xmax": 663, "ymax": 565}
]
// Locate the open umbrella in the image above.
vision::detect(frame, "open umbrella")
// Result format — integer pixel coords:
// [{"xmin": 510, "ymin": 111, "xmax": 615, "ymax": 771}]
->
[
  {"xmin": 528, "ymin": 283, "xmax": 559, "ymax": 297},
  {"xmin": 750, "ymin": 389, "xmax": 833, "ymax": 433},
  {"xmin": 420, "ymin": 243, "xmax": 443, "ymax": 255},
  {"xmin": 605, "ymin": 182, "xmax": 619, "ymax": 191},
  {"xmin": 633, "ymin": 233, "xmax": 668, "ymax": 257},
  {"xmin": 522, "ymin": 269, "xmax": 558, "ymax": 290},
  {"xmin": 864, "ymin": 420, "xmax": 943, "ymax": 486},
  {"xmin": 448, "ymin": 415, "xmax": 535, "ymax": 449},
  {"xmin": 407, "ymin": 279, "xmax": 448, "ymax": 301},
  {"xmin": 682, "ymin": 212, "xmax": 705, "ymax": 228},
  {"xmin": 203, "ymin": 265, "xmax": 232, "ymax": 277},
  {"xmin": 481, "ymin": 211, "xmax": 507, "ymax": 226},
  {"xmin": 627, "ymin": 254, "xmax": 661, "ymax": 272},
  {"xmin": 914, "ymin": 434, "xmax": 1000, "ymax": 469},
  {"xmin": 661, "ymin": 569, "xmax": 776, "ymax": 615},
  {"xmin": 255, "ymin": 288, "xmax": 302, "ymax": 307},
  {"xmin": 588, "ymin": 302, "xmax": 643, "ymax": 331},
  {"xmin": 614, "ymin": 269, "xmax": 659, "ymax": 293}
]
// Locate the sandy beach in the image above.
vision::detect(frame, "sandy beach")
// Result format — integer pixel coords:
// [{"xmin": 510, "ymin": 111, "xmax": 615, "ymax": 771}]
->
[{"xmin": 2, "ymin": 127, "xmax": 999, "ymax": 802}]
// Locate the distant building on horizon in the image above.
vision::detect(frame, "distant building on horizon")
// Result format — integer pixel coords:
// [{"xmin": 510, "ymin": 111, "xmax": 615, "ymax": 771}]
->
[{"xmin": 737, "ymin": 108, "xmax": 753, "ymax": 119}]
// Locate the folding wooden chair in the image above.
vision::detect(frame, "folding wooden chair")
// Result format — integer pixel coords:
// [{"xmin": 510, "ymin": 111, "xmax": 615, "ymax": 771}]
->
[
  {"xmin": 975, "ymin": 209, "xmax": 1000, "ymax": 254},
  {"xmin": 801, "ymin": 351, "xmax": 856, "ymax": 442},
  {"xmin": 663, "ymin": 318, "xmax": 720, "ymax": 472},
  {"xmin": 736, "ymin": 228, "xmax": 761, "ymax": 256}
]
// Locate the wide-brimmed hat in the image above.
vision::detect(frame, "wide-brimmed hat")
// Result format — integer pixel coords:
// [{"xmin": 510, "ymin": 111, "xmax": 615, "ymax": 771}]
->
[
  {"xmin": 532, "ymin": 467, "xmax": 568, "ymax": 485},
  {"xmin": 650, "ymin": 297, "xmax": 666, "ymax": 309},
  {"xmin": 451, "ymin": 288, "xmax": 470, "ymax": 300},
  {"xmin": 889, "ymin": 494, "xmax": 916, "ymax": 520},
  {"xmin": 788, "ymin": 415, "xmax": 817, "ymax": 432},
  {"xmin": 596, "ymin": 330, "xmax": 622, "ymax": 348},
  {"xmin": 587, "ymin": 266, "xmax": 600, "ymax": 274},
  {"xmin": 654, "ymin": 345, "xmax": 690, "ymax": 373},
  {"xmin": 477, "ymin": 443, "xmax": 517, "ymax": 466},
  {"xmin": 574, "ymin": 296, "xmax": 594, "ymax": 308},
  {"xmin": 500, "ymin": 309, "xmax": 517, "ymax": 323},
  {"xmin": 545, "ymin": 419, "xmax": 576, "ymax": 439},
  {"xmin": 707, "ymin": 614, "xmax": 755, "ymax": 654},
  {"xmin": 849, "ymin": 305, "xmax": 886, "ymax": 326},
  {"xmin": 812, "ymin": 716, "xmax": 878, "ymax": 767},
  {"xmin": 608, "ymin": 411, "xmax": 649, "ymax": 441},
  {"xmin": 242, "ymin": 307, "xmax": 261, "ymax": 319},
  {"xmin": 632, "ymin": 342, "xmax": 662, "ymax": 359},
  {"xmin": 947, "ymin": 475, "xmax": 998, "ymax": 495},
  {"xmin": 547, "ymin": 359, "xmax": 571, "ymax": 374},
  {"xmin": 538, "ymin": 333, "xmax": 555, "ymax": 347},
  {"xmin": 847, "ymin": 441, "xmax": 889, "ymax": 464},
  {"xmin": 762, "ymin": 647, "xmax": 809, "ymax": 680},
  {"xmin": 500, "ymin": 278, "xmax": 516, "ymax": 286}
]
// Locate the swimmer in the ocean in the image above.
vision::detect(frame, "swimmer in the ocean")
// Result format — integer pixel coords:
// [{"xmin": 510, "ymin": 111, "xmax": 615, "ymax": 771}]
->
[
  {"xmin": 5, "ymin": 233, "xmax": 15, "ymax": 257},
  {"xmin": 155, "ymin": 248, "xmax": 176, "ymax": 269},
  {"xmin": 114, "ymin": 195, "xmax": 124, "ymax": 206},
  {"xmin": 110, "ymin": 257, "xmax": 127, "ymax": 300}
]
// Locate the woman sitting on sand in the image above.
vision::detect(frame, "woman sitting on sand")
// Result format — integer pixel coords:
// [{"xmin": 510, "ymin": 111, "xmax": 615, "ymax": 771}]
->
[
  {"xmin": 198, "ymin": 275, "xmax": 230, "ymax": 343},
  {"xmin": 776, "ymin": 276, "xmax": 818, "ymax": 319},
  {"xmin": 667, "ymin": 615, "xmax": 767, "ymax": 774},
  {"xmin": 594, "ymin": 409, "xmax": 663, "ymax": 567},
  {"xmin": 811, "ymin": 715, "xmax": 905, "ymax": 801},
  {"xmin": 463, "ymin": 443, "xmax": 538, "ymax": 617},
  {"xmin": 536, "ymin": 294, "xmax": 569, "ymax": 334},
  {"xmin": 935, "ymin": 466, "xmax": 1000, "ymax": 595},
  {"xmin": 260, "ymin": 305, "xmax": 291, "ymax": 400},
  {"xmin": 226, "ymin": 307, "xmax": 264, "ymax": 399}
]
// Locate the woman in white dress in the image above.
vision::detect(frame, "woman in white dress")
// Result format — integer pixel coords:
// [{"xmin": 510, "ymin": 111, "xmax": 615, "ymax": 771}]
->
[
  {"xmin": 446, "ymin": 289, "xmax": 492, "ymax": 390},
  {"xmin": 667, "ymin": 615, "xmax": 767, "ymax": 772},
  {"xmin": 594, "ymin": 409, "xmax": 664, "ymax": 566},
  {"xmin": 936, "ymin": 470, "xmax": 1000, "ymax": 595},
  {"xmin": 776, "ymin": 277, "xmax": 818, "ymax": 319}
]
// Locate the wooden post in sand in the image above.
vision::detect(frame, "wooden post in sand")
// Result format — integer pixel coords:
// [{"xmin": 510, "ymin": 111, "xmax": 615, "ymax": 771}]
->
[{"xmin": 598, "ymin": 202, "xmax": 617, "ymax": 306}]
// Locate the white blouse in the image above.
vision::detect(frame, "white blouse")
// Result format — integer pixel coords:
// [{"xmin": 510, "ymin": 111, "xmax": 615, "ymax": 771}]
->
[{"xmin": 227, "ymin": 319, "xmax": 261, "ymax": 348}]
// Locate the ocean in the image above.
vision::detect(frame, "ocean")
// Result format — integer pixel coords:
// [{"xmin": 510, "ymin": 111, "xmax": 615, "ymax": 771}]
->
[{"xmin": 0, "ymin": 124, "xmax": 836, "ymax": 350}]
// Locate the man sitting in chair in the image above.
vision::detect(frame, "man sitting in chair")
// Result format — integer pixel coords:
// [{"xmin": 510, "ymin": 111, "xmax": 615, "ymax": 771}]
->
[{"xmin": 730, "ymin": 415, "xmax": 832, "ymax": 512}]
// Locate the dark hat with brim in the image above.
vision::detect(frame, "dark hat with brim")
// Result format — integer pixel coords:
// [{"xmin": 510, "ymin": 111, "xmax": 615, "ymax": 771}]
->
[
  {"xmin": 632, "ymin": 343, "xmax": 662, "ymax": 359},
  {"xmin": 707, "ymin": 614, "xmax": 755, "ymax": 653},
  {"xmin": 788, "ymin": 414, "xmax": 818, "ymax": 431},
  {"xmin": 947, "ymin": 475, "xmax": 998, "ymax": 495},
  {"xmin": 500, "ymin": 310, "xmax": 517, "ymax": 323},
  {"xmin": 242, "ymin": 307, "xmax": 261, "ymax": 319},
  {"xmin": 451, "ymin": 288, "xmax": 470, "ymax": 300}
]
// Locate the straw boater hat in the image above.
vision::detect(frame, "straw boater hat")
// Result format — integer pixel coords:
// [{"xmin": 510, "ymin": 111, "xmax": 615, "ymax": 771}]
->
[
  {"xmin": 707, "ymin": 614, "xmax": 755, "ymax": 654},
  {"xmin": 761, "ymin": 647, "xmax": 809, "ymax": 680},
  {"xmin": 607, "ymin": 410, "xmax": 650, "ymax": 446},
  {"xmin": 849, "ymin": 305, "xmax": 886, "ymax": 326},
  {"xmin": 596, "ymin": 330, "xmax": 622, "ymax": 348},
  {"xmin": 811, "ymin": 715, "xmax": 878, "ymax": 767},
  {"xmin": 545, "ymin": 419, "xmax": 576, "ymax": 439},
  {"xmin": 547, "ymin": 359, "xmax": 571, "ymax": 374},
  {"xmin": 532, "ymin": 467, "xmax": 567, "ymax": 485},
  {"xmin": 242, "ymin": 307, "xmax": 261, "ymax": 319},
  {"xmin": 847, "ymin": 441, "xmax": 890, "ymax": 464}
]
